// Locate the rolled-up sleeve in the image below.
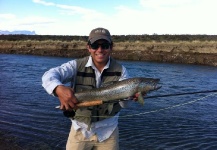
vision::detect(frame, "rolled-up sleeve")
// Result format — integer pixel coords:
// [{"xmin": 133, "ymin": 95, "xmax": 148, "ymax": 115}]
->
[{"xmin": 42, "ymin": 60, "xmax": 77, "ymax": 95}]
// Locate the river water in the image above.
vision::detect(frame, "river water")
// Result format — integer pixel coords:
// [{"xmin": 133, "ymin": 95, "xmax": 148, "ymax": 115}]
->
[{"xmin": 0, "ymin": 54, "xmax": 217, "ymax": 150}]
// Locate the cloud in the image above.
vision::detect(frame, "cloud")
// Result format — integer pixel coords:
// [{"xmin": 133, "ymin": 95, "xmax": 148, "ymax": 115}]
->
[
  {"xmin": 0, "ymin": 13, "xmax": 16, "ymax": 19},
  {"xmin": 32, "ymin": 0, "xmax": 55, "ymax": 6},
  {"xmin": 56, "ymin": 4, "xmax": 95, "ymax": 14},
  {"xmin": 139, "ymin": 0, "xmax": 194, "ymax": 9},
  {"xmin": 0, "ymin": 14, "xmax": 57, "ymax": 34},
  {"xmin": 108, "ymin": 0, "xmax": 217, "ymax": 35},
  {"xmin": 2, "ymin": 0, "xmax": 217, "ymax": 35},
  {"xmin": 36, "ymin": 0, "xmax": 217, "ymax": 35},
  {"xmin": 32, "ymin": 0, "xmax": 105, "ymax": 20},
  {"xmin": 57, "ymin": 5, "xmax": 105, "ymax": 20},
  {"xmin": 17, "ymin": 16, "xmax": 57, "ymax": 26}
]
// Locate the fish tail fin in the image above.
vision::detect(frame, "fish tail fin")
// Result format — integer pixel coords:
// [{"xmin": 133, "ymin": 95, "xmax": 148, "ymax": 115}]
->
[{"xmin": 137, "ymin": 92, "xmax": 144, "ymax": 106}]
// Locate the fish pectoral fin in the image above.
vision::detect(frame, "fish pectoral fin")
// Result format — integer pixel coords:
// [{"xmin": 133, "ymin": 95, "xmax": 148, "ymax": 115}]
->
[
  {"xmin": 137, "ymin": 92, "xmax": 145, "ymax": 106},
  {"xmin": 108, "ymin": 103, "xmax": 114, "ymax": 114}
]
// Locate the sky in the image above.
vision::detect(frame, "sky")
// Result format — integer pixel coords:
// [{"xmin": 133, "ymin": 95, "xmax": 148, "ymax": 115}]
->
[{"xmin": 0, "ymin": 0, "xmax": 217, "ymax": 35}]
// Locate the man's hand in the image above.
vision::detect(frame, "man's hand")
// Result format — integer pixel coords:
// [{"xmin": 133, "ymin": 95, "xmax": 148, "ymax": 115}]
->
[{"xmin": 54, "ymin": 85, "xmax": 78, "ymax": 111}]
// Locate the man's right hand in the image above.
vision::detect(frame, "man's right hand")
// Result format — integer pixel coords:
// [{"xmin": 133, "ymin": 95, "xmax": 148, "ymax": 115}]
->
[{"xmin": 54, "ymin": 85, "xmax": 78, "ymax": 111}]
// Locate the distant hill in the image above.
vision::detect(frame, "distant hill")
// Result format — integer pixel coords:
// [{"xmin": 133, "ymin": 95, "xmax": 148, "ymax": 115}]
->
[{"xmin": 0, "ymin": 30, "xmax": 36, "ymax": 35}]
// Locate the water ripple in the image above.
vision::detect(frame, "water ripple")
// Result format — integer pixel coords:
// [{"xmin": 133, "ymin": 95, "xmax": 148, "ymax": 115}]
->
[{"xmin": 1, "ymin": 54, "xmax": 217, "ymax": 149}]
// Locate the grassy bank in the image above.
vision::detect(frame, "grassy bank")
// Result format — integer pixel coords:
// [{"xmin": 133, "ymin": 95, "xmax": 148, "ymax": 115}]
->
[
  {"xmin": 1, "ymin": 40, "xmax": 216, "ymax": 53},
  {"xmin": 0, "ymin": 35, "xmax": 217, "ymax": 66}
]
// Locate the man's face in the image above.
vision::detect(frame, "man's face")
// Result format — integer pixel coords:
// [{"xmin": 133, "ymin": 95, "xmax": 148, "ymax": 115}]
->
[{"xmin": 88, "ymin": 39, "xmax": 112, "ymax": 65}]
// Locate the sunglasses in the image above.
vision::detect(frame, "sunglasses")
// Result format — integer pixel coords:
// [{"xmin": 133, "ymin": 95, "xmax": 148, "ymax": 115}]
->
[{"xmin": 89, "ymin": 42, "xmax": 110, "ymax": 50}]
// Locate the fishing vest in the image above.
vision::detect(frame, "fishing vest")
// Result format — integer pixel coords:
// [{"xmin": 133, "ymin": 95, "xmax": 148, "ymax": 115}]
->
[{"xmin": 72, "ymin": 56, "xmax": 123, "ymax": 126}]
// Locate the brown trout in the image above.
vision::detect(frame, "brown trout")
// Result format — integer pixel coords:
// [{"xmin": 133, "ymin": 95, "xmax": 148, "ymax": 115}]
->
[{"xmin": 75, "ymin": 77, "xmax": 161, "ymax": 106}]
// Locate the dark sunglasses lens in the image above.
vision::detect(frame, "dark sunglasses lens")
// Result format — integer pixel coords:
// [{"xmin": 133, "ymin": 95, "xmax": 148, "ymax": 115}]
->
[
  {"xmin": 90, "ymin": 43, "xmax": 99, "ymax": 49},
  {"xmin": 101, "ymin": 44, "xmax": 110, "ymax": 49},
  {"xmin": 90, "ymin": 43, "xmax": 110, "ymax": 50}
]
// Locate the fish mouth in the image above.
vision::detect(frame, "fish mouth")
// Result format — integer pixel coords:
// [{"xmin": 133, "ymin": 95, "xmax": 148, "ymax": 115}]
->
[
  {"xmin": 155, "ymin": 85, "xmax": 162, "ymax": 90},
  {"xmin": 150, "ymin": 79, "xmax": 161, "ymax": 91}
]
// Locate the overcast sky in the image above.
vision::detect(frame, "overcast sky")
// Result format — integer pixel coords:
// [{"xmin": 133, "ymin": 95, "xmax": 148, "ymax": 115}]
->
[{"xmin": 0, "ymin": 0, "xmax": 217, "ymax": 35}]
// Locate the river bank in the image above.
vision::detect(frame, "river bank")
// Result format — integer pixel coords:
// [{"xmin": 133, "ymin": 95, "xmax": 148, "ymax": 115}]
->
[{"xmin": 0, "ymin": 40, "xmax": 217, "ymax": 66}]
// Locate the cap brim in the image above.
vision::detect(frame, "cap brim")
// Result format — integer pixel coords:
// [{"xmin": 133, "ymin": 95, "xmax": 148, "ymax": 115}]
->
[{"xmin": 89, "ymin": 35, "xmax": 111, "ymax": 44}]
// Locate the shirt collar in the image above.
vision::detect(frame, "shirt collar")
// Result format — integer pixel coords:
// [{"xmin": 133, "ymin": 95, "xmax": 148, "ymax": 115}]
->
[{"xmin": 85, "ymin": 56, "xmax": 110, "ymax": 70}]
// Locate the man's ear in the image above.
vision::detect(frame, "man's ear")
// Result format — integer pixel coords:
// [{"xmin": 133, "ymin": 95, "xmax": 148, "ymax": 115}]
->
[
  {"xmin": 110, "ymin": 42, "xmax": 113, "ymax": 50},
  {"xmin": 110, "ymin": 45, "xmax": 113, "ymax": 51},
  {"xmin": 87, "ymin": 45, "xmax": 91, "ymax": 52}
]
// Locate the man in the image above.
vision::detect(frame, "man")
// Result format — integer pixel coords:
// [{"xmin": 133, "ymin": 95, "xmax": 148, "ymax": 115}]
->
[{"xmin": 42, "ymin": 27, "xmax": 139, "ymax": 150}]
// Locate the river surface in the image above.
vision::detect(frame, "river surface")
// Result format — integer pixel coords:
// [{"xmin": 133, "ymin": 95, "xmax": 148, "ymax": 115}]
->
[{"xmin": 0, "ymin": 54, "xmax": 217, "ymax": 150}]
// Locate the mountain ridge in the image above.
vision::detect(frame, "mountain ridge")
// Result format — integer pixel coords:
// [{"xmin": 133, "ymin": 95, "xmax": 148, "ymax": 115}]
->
[{"xmin": 0, "ymin": 30, "xmax": 36, "ymax": 35}]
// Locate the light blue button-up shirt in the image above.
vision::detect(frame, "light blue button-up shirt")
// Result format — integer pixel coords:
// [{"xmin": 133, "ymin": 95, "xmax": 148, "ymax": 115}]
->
[{"xmin": 42, "ymin": 56, "xmax": 130, "ymax": 142}]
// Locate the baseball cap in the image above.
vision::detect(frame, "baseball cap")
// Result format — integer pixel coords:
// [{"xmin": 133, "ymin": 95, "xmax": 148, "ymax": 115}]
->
[{"xmin": 88, "ymin": 27, "xmax": 112, "ymax": 44}]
